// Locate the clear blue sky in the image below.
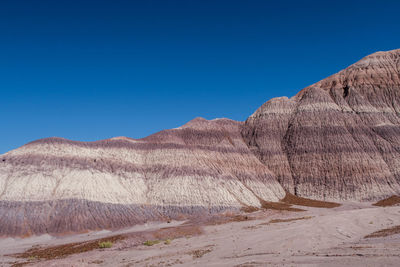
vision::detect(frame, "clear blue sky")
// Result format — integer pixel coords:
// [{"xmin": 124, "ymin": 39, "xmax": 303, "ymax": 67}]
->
[{"xmin": 1, "ymin": 0, "xmax": 399, "ymax": 153}]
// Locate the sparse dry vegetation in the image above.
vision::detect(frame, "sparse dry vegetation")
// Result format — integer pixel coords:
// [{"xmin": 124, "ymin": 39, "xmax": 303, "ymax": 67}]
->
[
  {"xmin": 373, "ymin": 195, "xmax": 400, "ymax": 207},
  {"xmin": 89, "ymin": 259, "xmax": 104, "ymax": 264},
  {"xmin": 189, "ymin": 248, "xmax": 213, "ymax": 258},
  {"xmin": 11, "ymin": 224, "xmax": 203, "ymax": 262},
  {"xmin": 12, "ymin": 235, "xmax": 125, "ymax": 260},
  {"xmin": 143, "ymin": 240, "xmax": 161, "ymax": 246},
  {"xmin": 98, "ymin": 241, "xmax": 113, "ymax": 248}
]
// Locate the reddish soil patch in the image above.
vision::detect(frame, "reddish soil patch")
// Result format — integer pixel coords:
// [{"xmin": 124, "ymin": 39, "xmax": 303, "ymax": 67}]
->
[
  {"xmin": 260, "ymin": 199, "xmax": 305, "ymax": 212},
  {"xmin": 11, "ymin": 224, "xmax": 203, "ymax": 262},
  {"xmin": 365, "ymin": 225, "xmax": 400, "ymax": 238},
  {"xmin": 150, "ymin": 225, "xmax": 203, "ymax": 240},
  {"xmin": 201, "ymin": 213, "xmax": 254, "ymax": 225},
  {"xmin": 281, "ymin": 192, "xmax": 341, "ymax": 208},
  {"xmin": 250, "ymin": 216, "xmax": 313, "ymax": 228},
  {"xmin": 9, "ymin": 263, "xmax": 30, "ymax": 267},
  {"xmin": 373, "ymin": 195, "xmax": 400, "ymax": 207},
  {"xmin": 240, "ymin": 206, "xmax": 260, "ymax": 213},
  {"xmin": 242, "ymin": 192, "xmax": 339, "ymax": 213},
  {"xmin": 12, "ymin": 235, "xmax": 125, "ymax": 260},
  {"xmin": 268, "ymin": 216, "xmax": 313, "ymax": 224}
]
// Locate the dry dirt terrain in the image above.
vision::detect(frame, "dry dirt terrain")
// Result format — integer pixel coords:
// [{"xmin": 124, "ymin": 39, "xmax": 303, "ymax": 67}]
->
[{"xmin": 2, "ymin": 201, "xmax": 400, "ymax": 267}]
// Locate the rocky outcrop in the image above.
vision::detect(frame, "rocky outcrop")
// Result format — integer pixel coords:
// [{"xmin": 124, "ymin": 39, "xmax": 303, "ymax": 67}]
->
[
  {"xmin": 242, "ymin": 49, "xmax": 400, "ymax": 201},
  {"xmin": 1, "ymin": 49, "xmax": 400, "ymax": 236},
  {"xmin": 0, "ymin": 118, "xmax": 284, "ymax": 236}
]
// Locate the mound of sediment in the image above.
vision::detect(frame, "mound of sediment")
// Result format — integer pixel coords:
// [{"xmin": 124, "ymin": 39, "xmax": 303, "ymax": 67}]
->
[
  {"xmin": 373, "ymin": 195, "xmax": 400, "ymax": 207},
  {"xmin": 0, "ymin": 118, "xmax": 284, "ymax": 236},
  {"xmin": 1, "ymin": 49, "xmax": 400, "ymax": 236},
  {"xmin": 242, "ymin": 49, "xmax": 400, "ymax": 201}
]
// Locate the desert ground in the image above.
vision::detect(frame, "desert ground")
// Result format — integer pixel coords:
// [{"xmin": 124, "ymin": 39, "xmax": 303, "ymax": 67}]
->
[{"xmin": 1, "ymin": 199, "xmax": 400, "ymax": 267}]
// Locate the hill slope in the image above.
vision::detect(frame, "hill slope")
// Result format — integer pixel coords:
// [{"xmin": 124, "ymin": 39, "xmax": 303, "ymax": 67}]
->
[
  {"xmin": 1, "ymin": 49, "xmax": 400, "ymax": 236},
  {"xmin": 0, "ymin": 118, "xmax": 284, "ymax": 236},
  {"xmin": 242, "ymin": 49, "xmax": 400, "ymax": 200}
]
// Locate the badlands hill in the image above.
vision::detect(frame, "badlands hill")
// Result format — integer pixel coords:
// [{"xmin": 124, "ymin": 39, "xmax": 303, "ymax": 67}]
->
[
  {"xmin": 243, "ymin": 49, "xmax": 400, "ymax": 200},
  {"xmin": 1, "ymin": 49, "xmax": 400, "ymax": 236}
]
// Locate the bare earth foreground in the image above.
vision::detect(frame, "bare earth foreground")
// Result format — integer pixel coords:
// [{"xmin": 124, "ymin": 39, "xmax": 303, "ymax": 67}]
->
[{"xmin": 2, "ymin": 202, "xmax": 400, "ymax": 266}]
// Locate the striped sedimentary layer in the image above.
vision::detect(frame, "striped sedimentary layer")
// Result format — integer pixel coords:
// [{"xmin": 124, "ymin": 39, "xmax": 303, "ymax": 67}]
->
[
  {"xmin": 2, "ymin": 49, "xmax": 400, "ymax": 236},
  {"xmin": 0, "ymin": 118, "xmax": 284, "ymax": 236},
  {"xmin": 242, "ymin": 49, "xmax": 400, "ymax": 201},
  {"xmin": 0, "ymin": 199, "xmax": 233, "ymax": 236}
]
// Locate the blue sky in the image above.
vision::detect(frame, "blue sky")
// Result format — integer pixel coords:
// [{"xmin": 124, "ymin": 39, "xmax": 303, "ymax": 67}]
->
[{"xmin": 1, "ymin": 0, "xmax": 400, "ymax": 153}]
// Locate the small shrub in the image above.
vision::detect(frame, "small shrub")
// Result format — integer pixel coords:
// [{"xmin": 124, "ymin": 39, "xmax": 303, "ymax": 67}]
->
[
  {"xmin": 190, "ymin": 248, "xmax": 212, "ymax": 258},
  {"xmin": 143, "ymin": 240, "xmax": 160, "ymax": 246},
  {"xmin": 164, "ymin": 239, "xmax": 171, "ymax": 245},
  {"xmin": 98, "ymin": 241, "xmax": 113, "ymax": 249}
]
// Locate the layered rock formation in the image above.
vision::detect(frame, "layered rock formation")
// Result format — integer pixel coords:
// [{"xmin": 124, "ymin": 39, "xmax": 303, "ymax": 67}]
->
[
  {"xmin": 1, "ymin": 49, "xmax": 400, "ymax": 236},
  {"xmin": 0, "ymin": 118, "xmax": 284, "ymax": 236},
  {"xmin": 242, "ymin": 49, "xmax": 400, "ymax": 201}
]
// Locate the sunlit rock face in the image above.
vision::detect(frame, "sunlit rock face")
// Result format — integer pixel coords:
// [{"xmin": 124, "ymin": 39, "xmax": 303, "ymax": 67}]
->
[
  {"xmin": 1, "ymin": 49, "xmax": 400, "ymax": 236},
  {"xmin": 0, "ymin": 118, "xmax": 284, "ymax": 236},
  {"xmin": 242, "ymin": 49, "xmax": 400, "ymax": 201}
]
